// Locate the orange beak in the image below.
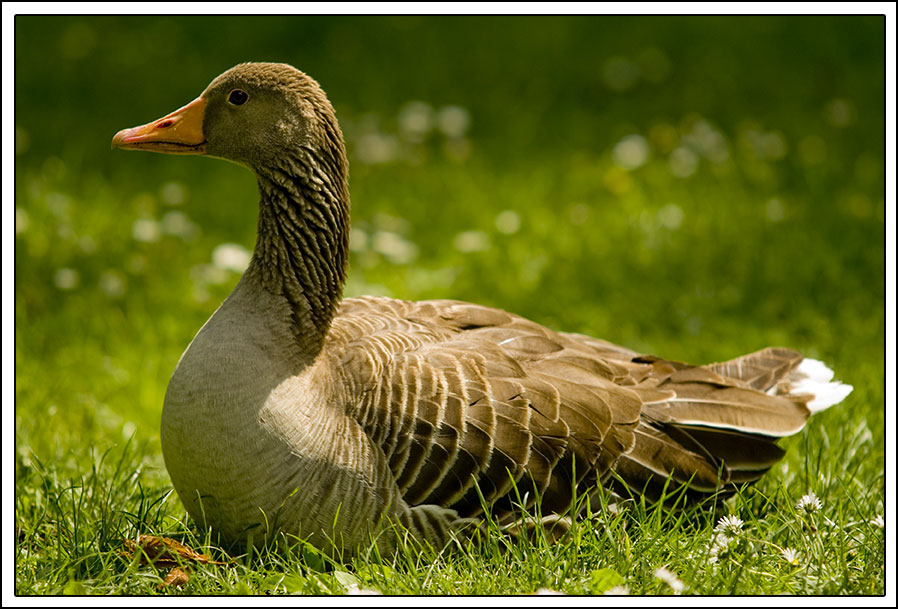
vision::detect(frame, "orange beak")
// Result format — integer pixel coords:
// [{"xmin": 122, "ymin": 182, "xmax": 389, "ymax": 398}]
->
[{"xmin": 112, "ymin": 97, "xmax": 207, "ymax": 154}]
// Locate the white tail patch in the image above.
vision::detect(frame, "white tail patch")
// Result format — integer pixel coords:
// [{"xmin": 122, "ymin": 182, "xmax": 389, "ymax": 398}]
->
[{"xmin": 774, "ymin": 358, "xmax": 853, "ymax": 414}]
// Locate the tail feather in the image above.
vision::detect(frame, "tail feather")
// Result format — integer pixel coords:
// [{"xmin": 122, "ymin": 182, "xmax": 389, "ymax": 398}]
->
[
  {"xmin": 660, "ymin": 424, "xmax": 787, "ymax": 471},
  {"xmin": 612, "ymin": 349, "xmax": 852, "ymax": 502},
  {"xmin": 643, "ymin": 384, "xmax": 810, "ymax": 437},
  {"xmin": 773, "ymin": 357, "xmax": 854, "ymax": 414},
  {"xmin": 708, "ymin": 347, "xmax": 803, "ymax": 391},
  {"xmin": 626, "ymin": 423, "xmax": 723, "ymax": 491}
]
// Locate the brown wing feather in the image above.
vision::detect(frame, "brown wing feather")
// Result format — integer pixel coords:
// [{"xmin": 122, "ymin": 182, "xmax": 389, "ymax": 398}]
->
[
  {"xmin": 708, "ymin": 347, "xmax": 804, "ymax": 391},
  {"xmin": 329, "ymin": 296, "xmax": 827, "ymax": 527},
  {"xmin": 330, "ymin": 296, "xmax": 641, "ymax": 523}
]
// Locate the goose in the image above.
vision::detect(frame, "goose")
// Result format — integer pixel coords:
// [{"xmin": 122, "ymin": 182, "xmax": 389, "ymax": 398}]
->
[{"xmin": 112, "ymin": 62, "xmax": 852, "ymax": 557}]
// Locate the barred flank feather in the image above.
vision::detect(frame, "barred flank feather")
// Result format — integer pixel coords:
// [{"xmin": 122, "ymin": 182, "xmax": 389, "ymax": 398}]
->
[{"xmin": 334, "ymin": 304, "xmax": 851, "ymax": 518}]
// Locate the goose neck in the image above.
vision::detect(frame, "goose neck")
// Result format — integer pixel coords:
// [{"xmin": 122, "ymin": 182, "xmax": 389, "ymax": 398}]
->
[{"xmin": 244, "ymin": 152, "xmax": 350, "ymax": 357}]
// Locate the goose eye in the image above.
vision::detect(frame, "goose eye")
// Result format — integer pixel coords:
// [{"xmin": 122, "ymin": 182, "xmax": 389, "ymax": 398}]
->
[{"xmin": 228, "ymin": 89, "xmax": 249, "ymax": 106}]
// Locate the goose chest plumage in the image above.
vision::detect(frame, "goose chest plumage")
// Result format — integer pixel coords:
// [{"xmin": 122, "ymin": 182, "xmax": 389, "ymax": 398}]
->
[{"xmin": 112, "ymin": 62, "xmax": 852, "ymax": 556}]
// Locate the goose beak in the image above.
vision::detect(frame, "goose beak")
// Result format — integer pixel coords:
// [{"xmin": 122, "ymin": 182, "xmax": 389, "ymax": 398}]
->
[{"xmin": 112, "ymin": 96, "xmax": 207, "ymax": 154}]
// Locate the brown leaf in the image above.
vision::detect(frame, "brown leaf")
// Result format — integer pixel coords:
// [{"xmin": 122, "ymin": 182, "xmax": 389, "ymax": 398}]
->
[
  {"xmin": 122, "ymin": 534, "xmax": 225, "ymax": 568},
  {"xmin": 158, "ymin": 566, "xmax": 190, "ymax": 589}
]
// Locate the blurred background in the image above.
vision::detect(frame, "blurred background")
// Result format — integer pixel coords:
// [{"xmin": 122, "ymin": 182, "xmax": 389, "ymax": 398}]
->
[{"xmin": 14, "ymin": 15, "xmax": 884, "ymax": 468}]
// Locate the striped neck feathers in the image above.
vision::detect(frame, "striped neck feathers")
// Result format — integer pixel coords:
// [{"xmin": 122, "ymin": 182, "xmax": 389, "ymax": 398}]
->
[{"xmin": 247, "ymin": 144, "xmax": 350, "ymax": 357}]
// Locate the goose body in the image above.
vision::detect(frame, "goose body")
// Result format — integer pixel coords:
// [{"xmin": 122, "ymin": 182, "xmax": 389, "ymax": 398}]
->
[{"xmin": 113, "ymin": 62, "xmax": 852, "ymax": 556}]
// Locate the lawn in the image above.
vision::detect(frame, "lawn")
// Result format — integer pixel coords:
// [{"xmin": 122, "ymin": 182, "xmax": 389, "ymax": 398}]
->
[{"xmin": 12, "ymin": 15, "xmax": 886, "ymax": 595}]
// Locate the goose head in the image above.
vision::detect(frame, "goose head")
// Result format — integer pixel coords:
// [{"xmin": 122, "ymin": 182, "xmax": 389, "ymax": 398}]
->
[{"xmin": 112, "ymin": 62, "xmax": 346, "ymax": 175}]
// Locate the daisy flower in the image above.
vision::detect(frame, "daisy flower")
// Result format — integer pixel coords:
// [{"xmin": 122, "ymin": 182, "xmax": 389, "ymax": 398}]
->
[
  {"xmin": 654, "ymin": 566, "xmax": 685, "ymax": 594},
  {"xmin": 715, "ymin": 514, "xmax": 744, "ymax": 536},
  {"xmin": 709, "ymin": 534, "xmax": 732, "ymax": 563},
  {"xmin": 796, "ymin": 492, "xmax": 823, "ymax": 514},
  {"xmin": 781, "ymin": 547, "xmax": 800, "ymax": 566}
]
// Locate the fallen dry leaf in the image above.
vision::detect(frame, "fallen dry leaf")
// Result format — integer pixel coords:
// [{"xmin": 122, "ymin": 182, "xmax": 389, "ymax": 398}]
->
[
  {"xmin": 159, "ymin": 566, "xmax": 190, "ymax": 589},
  {"xmin": 122, "ymin": 534, "xmax": 225, "ymax": 567},
  {"xmin": 122, "ymin": 534, "xmax": 227, "ymax": 589}
]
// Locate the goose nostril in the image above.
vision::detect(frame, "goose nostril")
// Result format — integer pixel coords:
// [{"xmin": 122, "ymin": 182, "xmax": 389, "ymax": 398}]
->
[{"xmin": 158, "ymin": 120, "xmax": 174, "ymax": 129}]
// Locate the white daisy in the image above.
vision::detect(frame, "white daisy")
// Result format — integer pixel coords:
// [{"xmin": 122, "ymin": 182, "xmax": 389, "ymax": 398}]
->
[
  {"xmin": 715, "ymin": 514, "xmax": 744, "ymax": 536},
  {"xmin": 796, "ymin": 492, "xmax": 823, "ymax": 514},
  {"xmin": 345, "ymin": 586, "xmax": 382, "ymax": 595},
  {"xmin": 654, "ymin": 566, "xmax": 685, "ymax": 594},
  {"xmin": 709, "ymin": 534, "xmax": 732, "ymax": 563},
  {"xmin": 781, "ymin": 547, "xmax": 800, "ymax": 566}
]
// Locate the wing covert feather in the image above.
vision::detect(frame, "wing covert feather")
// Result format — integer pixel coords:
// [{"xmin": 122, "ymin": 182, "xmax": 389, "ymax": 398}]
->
[
  {"xmin": 326, "ymin": 296, "xmax": 823, "ymax": 527},
  {"xmin": 330, "ymin": 297, "xmax": 642, "ymax": 520}
]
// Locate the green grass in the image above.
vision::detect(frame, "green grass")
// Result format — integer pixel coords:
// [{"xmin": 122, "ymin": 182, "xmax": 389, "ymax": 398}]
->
[
  {"xmin": 14, "ymin": 15, "xmax": 884, "ymax": 596},
  {"xmin": 13, "ymin": 428, "xmax": 885, "ymax": 595}
]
